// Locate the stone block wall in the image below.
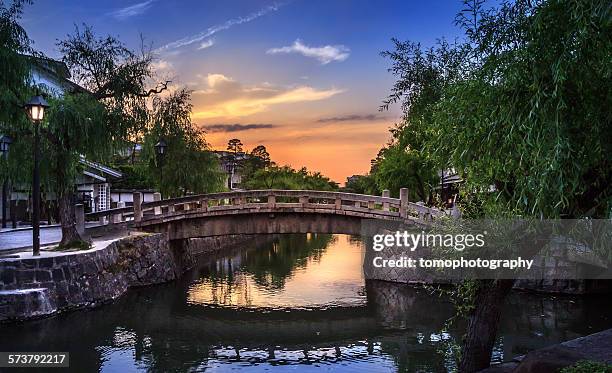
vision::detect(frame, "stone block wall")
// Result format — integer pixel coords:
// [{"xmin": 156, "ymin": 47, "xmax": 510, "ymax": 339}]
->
[{"xmin": 0, "ymin": 234, "xmax": 185, "ymax": 322}]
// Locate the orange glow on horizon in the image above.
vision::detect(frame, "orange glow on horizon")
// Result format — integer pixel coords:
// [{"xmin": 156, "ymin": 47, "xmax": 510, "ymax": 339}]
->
[{"xmin": 203, "ymin": 118, "xmax": 393, "ymax": 184}]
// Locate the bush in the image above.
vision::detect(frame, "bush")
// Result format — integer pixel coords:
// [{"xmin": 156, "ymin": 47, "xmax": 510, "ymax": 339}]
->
[{"xmin": 561, "ymin": 361, "xmax": 612, "ymax": 373}]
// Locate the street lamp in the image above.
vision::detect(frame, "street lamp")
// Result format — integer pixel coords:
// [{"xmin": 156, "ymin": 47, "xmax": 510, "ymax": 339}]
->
[
  {"xmin": 154, "ymin": 138, "xmax": 167, "ymax": 197},
  {"xmin": 24, "ymin": 94, "xmax": 49, "ymax": 256},
  {"xmin": 0, "ymin": 135, "xmax": 12, "ymax": 228}
]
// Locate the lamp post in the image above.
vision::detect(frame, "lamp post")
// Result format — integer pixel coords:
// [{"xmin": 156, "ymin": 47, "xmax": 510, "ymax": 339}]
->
[
  {"xmin": 0, "ymin": 135, "xmax": 12, "ymax": 228},
  {"xmin": 154, "ymin": 138, "xmax": 167, "ymax": 198},
  {"xmin": 24, "ymin": 95, "xmax": 49, "ymax": 256}
]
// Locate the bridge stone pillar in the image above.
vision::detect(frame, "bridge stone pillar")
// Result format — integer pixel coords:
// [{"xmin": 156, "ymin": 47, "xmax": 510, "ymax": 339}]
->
[
  {"xmin": 113, "ymin": 201, "xmax": 125, "ymax": 223},
  {"xmin": 382, "ymin": 190, "xmax": 390, "ymax": 211},
  {"xmin": 267, "ymin": 194, "xmax": 276, "ymax": 208},
  {"xmin": 75, "ymin": 203, "xmax": 85, "ymax": 235},
  {"xmin": 399, "ymin": 188, "xmax": 409, "ymax": 218},
  {"xmin": 200, "ymin": 198, "xmax": 208, "ymax": 212},
  {"xmin": 133, "ymin": 192, "xmax": 142, "ymax": 222},
  {"xmin": 153, "ymin": 192, "xmax": 162, "ymax": 215},
  {"xmin": 335, "ymin": 197, "xmax": 342, "ymax": 209}
]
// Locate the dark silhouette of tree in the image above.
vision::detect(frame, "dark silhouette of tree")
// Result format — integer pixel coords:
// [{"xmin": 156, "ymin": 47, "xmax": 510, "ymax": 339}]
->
[{"xmin": 227, "ymin": 138, "xmax": 243, "ymax": 154}]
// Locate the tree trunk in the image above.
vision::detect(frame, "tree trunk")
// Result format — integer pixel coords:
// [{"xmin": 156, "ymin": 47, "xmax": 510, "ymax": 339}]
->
[
  {"xmin": 58, "ymin": 190, "xmax": 82, "ymax": 246},
  {"xmin": 458, "ymin": 279, "xmax": 516, "ymax": 373}
]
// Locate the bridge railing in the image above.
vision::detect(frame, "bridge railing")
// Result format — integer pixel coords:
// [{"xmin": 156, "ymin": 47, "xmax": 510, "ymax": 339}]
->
[{"xmin": 82, "ymin": 188, "xmax": 451, "ymax": 229}]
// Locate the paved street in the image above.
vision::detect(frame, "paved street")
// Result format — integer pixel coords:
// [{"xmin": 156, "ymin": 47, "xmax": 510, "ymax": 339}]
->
[{"xmin": 0, "ymin": 227, "xmax": 63, "ymax": 251}]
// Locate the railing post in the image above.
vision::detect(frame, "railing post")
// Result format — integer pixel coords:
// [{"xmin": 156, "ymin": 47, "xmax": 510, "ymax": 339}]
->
[
  {"xmin": 267, "ymin": 194, "xmax": 276, "ymax": 208},
  {"xmin": 200, "ymin": 198, "xmax": 208, "ymax": 212},
  {"xmin": 335, "ymin": 197, "xmax": 342, "ymax": 209},
  {"xmin": 299, "ymin": 195, "xmax": 308, "ymax": 207},
  {"xmin": 354, "ymin": 200, "xmax": 361, "ymax": 208},
  {"xmin": 114, "ymin": 201, "xmax": 125, "ymax": 223},
  {"xmin": 133, "ymin": 192, "xmax": 142, "ymax": 223},
  {"xmin": 368, "ymin": 200, "xmax": 375, "ymax": 209},
  {"xmin": 382, "ymin": 190, "xmax": 390, "ymax": 211},
  {"xmin": 153, "ymin": 192, "xmax": 161, "ymax": 215},
  {"xmin": 399, "ymin": 188, "xmax": 408, "ymax": 218},
  {"xmin": 75, "ymin": 203, "xmax": 85, "ymax": 234}
]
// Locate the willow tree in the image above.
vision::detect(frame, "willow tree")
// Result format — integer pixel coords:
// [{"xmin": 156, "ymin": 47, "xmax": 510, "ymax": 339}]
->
[
  {"xmin": 383, "ymin": 0, "xmax": 611, "ymax": 371},
  {"xmin": 0, "ymin": 0, "xmax": 33, "ymax": 193},
  {"xmin": 0, "ymin": 0, "xmax": 31, "ymax": 117},
  {"xmin": 44, "ymin": 25, "xmax": 169, "ymax": 246},
  {"xmin": 141, "ymin": 88, "xmax": 224, "ymax": 198}
]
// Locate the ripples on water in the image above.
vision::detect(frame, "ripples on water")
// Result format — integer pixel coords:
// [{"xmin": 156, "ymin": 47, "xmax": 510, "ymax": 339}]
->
[{"xmin": 1, "ymin": 233, "xmax": 611, "ymax": 373}]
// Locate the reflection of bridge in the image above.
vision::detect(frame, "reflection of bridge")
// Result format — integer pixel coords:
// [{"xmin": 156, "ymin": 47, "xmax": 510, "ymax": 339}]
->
[{"xmin": 85, "ymin": 189, "xmax": 450, "ymax": 239}]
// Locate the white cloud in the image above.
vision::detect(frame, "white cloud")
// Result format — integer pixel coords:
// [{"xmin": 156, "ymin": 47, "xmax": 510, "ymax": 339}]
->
[
  {"xmin": 197, "ymin": 39, "xmax": 215, "ymax": 50},
  {"xmin": 191, "ymin": 73, "xmax": 344, "ymax": 119},
  {"xmin": 151, "ymin": 59, "xmax": 173, "ymax": 71},
  {"xmin": 155, "ymin": 3, "xmax": 282, "ymax": 53},
  {"xmin": 267, "ymin": 39, "xmax": 350, "ymax": 64},
  {"xmin": 110, "ymin": 0, "xmax": 155, "ymax": 20}
]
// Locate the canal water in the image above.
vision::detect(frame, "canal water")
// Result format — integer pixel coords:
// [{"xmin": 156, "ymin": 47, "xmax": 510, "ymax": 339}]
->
[{"xmin": 1, "ymin": 233, "xmax": 611, "ymax": 372}]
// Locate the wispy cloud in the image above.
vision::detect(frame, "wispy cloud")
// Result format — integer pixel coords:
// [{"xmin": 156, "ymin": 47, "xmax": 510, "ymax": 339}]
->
[
  {"xmin": 191, "ymin": 73, "xmax": 344, "ymax": 119},
  {"xmin": 110, "ymin": 0, "xmax": 155, "ymax": 20},
  {"xmin": 151, "ymin": 59, "xmax": 173, "ymax": 71},
  {"xmin": 156, "ymin": 3, "xmax": 282, "ymax": 53},
  {"xmin": 203, "ymin": 123, "xmax": 278, "ymax": 133},
  {"xmin": 317, "ymin": 114, "xmax": 388, "ymax": 123},
  {"xmin": 197, "ymin": 39, "xmax": 215, "ymax": 50},
  {"xmin": 267, "ymin": 39, "xmax": 349, "ymax": 64}
]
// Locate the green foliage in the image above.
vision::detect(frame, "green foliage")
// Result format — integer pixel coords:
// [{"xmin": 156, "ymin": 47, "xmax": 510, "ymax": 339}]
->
[
  {"xmin": 238, "ymin": 144, "xmax": 272, "ymax": 183},
  {"xmin": 56, "ymin": 239, "xmax": 92, "ymax": 251},
  {"xmin": 0, "ymin": 0, "xmax": 33, "ymax": 183},
  {"xmin": 372, "ymin": 142, "xmax": 438, "ymax": 200},
  {"xmin": 344, "ymin": 174, "xmax": 379, "ymax": 195},
  {"xmin": 384, "ymin": 0, "xmax": 611, "ymax": 219},
  {"xmin": 383, "ymin": 1, "xmax": 612, "ymax": 368},
  {"xmin": 377, "ymin": 38, "xmax": 465, "ymax": 203},
  {"xmin": 0, "ymin": 0, "xmax": 31, "ymax": 124},
  {"xmin": 243, "ymin": 165, "xmax": 338, "ymax": 191},
  {"xmin": 111, "ymin": 163, "xmax": 152, "ymax": 190},
  {"xmin": 561, "ymin": 361, "xmax": 612, "ymax": 373},
  {"xmin": 141, "ymin": 89, "xmax": 224, "ymax": 197}
]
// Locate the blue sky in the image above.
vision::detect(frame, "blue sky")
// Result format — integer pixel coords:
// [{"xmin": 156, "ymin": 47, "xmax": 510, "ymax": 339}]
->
[{"xmin": 21, "ymin": 0, "xmax": 465, "ymax": 182}]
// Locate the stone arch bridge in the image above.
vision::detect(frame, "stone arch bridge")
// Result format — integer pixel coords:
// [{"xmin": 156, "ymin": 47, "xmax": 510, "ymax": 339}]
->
[{"xmin": 84, "ymin": 189, "xmax": 452, "ymax": 240}]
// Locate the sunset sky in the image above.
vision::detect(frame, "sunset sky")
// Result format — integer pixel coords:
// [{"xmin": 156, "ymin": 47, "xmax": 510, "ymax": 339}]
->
[{"xmin": 22, "ymin": 0, "xmax": 464, "ymax": 184}]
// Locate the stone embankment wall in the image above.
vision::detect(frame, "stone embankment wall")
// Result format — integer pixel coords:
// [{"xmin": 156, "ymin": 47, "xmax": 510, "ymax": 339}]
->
[
  {"xmin": 363, "ymin": 245, "xmax": 611, "ymax": 294},
  {"xmin": 0, "ymin": 234, "xmax": 183, "ymax": 322},
  {"xmin": 0, "ymin": 232, "xmax": 261, "ymax": 322}
]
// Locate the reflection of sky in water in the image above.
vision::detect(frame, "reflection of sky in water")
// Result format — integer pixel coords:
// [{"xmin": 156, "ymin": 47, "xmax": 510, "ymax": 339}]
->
[
  {"xmin": 3, "ymin": 233, "xmax": 612, "ymax": 373},
  {"xmin": 97, "ymin": 327, "xmax": 449, "ymax": 372},
  {"xmin": 97, "ymin": 328, "xmax": 150, "ymax": 372},
  {"xmin": 187, "ymin": 234, "xmax": 367, "ymax": 309},
  {"xmin": 200, "ymin": 343, "xmax": 398, "ymax": 372}
]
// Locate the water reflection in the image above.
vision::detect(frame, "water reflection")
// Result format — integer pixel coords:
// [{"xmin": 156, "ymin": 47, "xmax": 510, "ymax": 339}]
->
[
  {"xmin": 188, "ymin": 234, "xmax": 366, "ymax": 309},
  {"xmin": 0, "ymin": 234, "xmax": 610, "ymax": 373}
]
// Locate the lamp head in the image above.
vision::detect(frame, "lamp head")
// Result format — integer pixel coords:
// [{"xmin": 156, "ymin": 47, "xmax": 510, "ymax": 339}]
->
[{"xmin": 24, "ymin": 95, "xmax": 49, "ymax": 122}]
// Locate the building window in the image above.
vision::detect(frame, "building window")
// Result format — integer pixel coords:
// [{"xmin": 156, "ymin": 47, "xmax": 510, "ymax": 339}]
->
[{"xmin": 98, "ymin": 184, "xmax": 107, "ymax": 211}]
